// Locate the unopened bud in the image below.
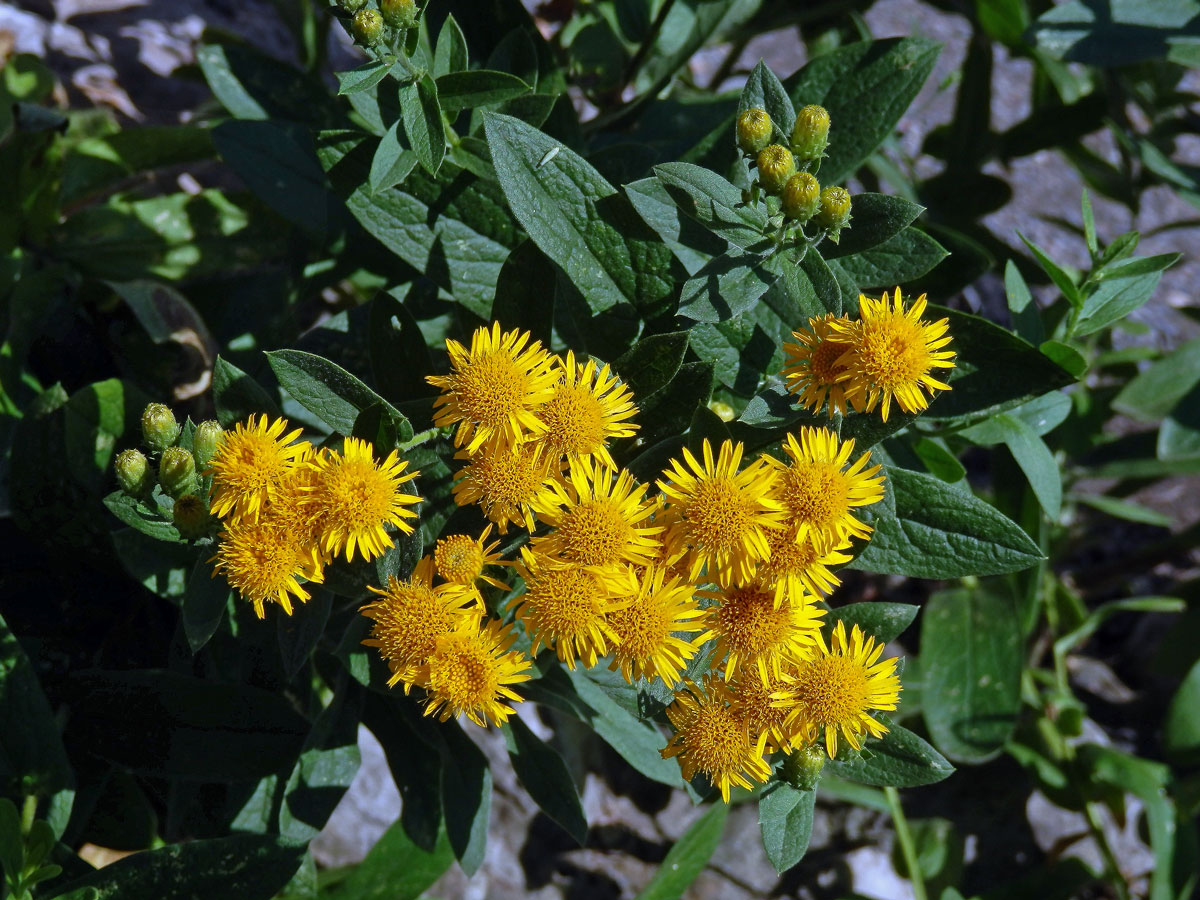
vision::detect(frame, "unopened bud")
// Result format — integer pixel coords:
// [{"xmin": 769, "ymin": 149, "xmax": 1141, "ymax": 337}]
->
[
  {"xmin": 781, "ymin": 743, "xmax": 826, "ymax": 791},
  {"xmin": 141, "ymin": 403, "xmax": 180, "ymax": 452},
  {"xmin": 755, "ymin": 144, "xmax": 795, "ymax": 195},
  {"xmin": 791, "ymin": 105, "xmax": 830, "ymax": 160},
  {"xmin": 173, "ymin": 494, "xmax": 214, "ymax": 540},
  {"xmin": 115, "ymin": 449, "xmax": 152, "ymax": 498},
  {"xmin": 708, "ymin": 400, "xmax": 735, "ymax": 423},
  {"xmin": 159, "ymin": 447, "xmax": 197, "ymax": 499},
  {"xmin": 381, "ymin": 0, "xmax": 417, "ymax": 29},
  {"xmin": 781, "ymin": 172, "xmax": 821, "ymax": 222},
  {"xmin": 736, "ymin": 108, "xmax": 773, "ymax": 155},
  {"xmin": 192, "ymin": 420, "xmax": 224, "ymax": 470},
  {"xmin": 339, "ymin": 0, "xmax": 368, "ymax": 11},
  {"xmin": 352, "ymin": 9, "xmax": 385, "ymax": 46},
  {"xmin": 816, "ymin": 186, "xmax": 852, "ymax": 239}
]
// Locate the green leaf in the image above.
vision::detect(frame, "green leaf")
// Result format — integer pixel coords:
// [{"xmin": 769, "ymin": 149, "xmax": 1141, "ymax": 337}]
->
[
  {"xmin": 322, "ymin": 820, "xmax": 454, "ymax": 900},
  {"xmin": 1074, "ymin": 269, "xmax": 1167, "ymax": 337},
  {"xmin": 1112, "ymin": 336, "xmax": 1200, "ymax": 422},
  {"xmin": 0, "ymin": 799, "xmax": 21, "ymax": 880},
  {"xmin": 920, "ymin": 587, "xmax": 1022, "ymax": 763},
  {"xmin": 266, "ymin": 349, "xmax": 411, "ymax": 440},
  {"xmin": 1073, "ymin": 493, "xmax": 1172, "ymax": 527},
  {"xmin": 66, "ymin": 670, "xmax": 308, "ymax": 780},
  {"xmin": 634, "ymin": 803, "xmax": 728, "ymax": 900},
  {"xmin": 831, "ymin": 227, "xmax": 948, "ymax": 290},
  {"xmin": 1039, "ymin": 340, "xmax": 1087, "ymax": 378},
  {"xmin": 636, "ymin": 361, "xmax": 714, "ymax": 446},
  {"xmin": 739, "ymin": 59, "xmax": 795, "ymax": 137},
  {"xmin": 1160, "ymin": 380, "xmax": 1200, "ymax": 461},
  {"xmin": 196, "ymin": 43, "xmax": 341, "ymax": 125},
  {"xmin": 485, "ymin": 113, "xmax": 681, "ymax": 318},
  {"xmin": 276, "ymin": 590, "xmax": 333, "ymax": 681},
  {"xmin": 758, "ymin": 784, "xmax": 815, "ymax": 874},
  {"xmin": 678, "ymin": 250, "xmax": 776, "ymax": 324},
  {"xmin": 504, "ymin": 717, "xmax": 588, "ymax": 845},
  {"xmin": 1005, "ymin": 258, "xmax": 1043, "ymax": 344},
  {"xmin": 61, "ymin": 126, "xmax": 215, "ymax": 207},
  {"xmin": 912, "ymin": 437, "xmax": 966, "ymax": 482},
  {"xmin": 440, "ymin": 721, "xmax": 491, "ymax": 875},
  {"xmin": 653, "ymin": 161, "xmax": 768, "ymax": 250},
  {"xmin": 360, "ymin": 694, "xmax": 443, "ymax": 853},
  {"xmin": 336, "ymin": 59, "xmax": 393, "ymax": 95},
  {"xmin": 612, "ymin": 332, "xmax": 689, "ymax": 399},
  {"xmin": 961, "ymin": 414, "xmax": 1061, "ymax": 518},
  {"xmin": 820, "ymin": 194, "xmax": 924, "ymax": 260},
  {"xmin": 827, "ymin": 602, "xmax": 919, "ymax": 644},
  {"xmin": 852, "ymin": 466, "xmax": 1043, "ymax": 578},
  {"xmin": 183, "ymin": 555, "xmax": 232, "ymax": 653},
  {"xmin": 433, "ymin": 14, "xmax": 469, "ymax": 78},
  {"xmin": 49, "ymin": 835, "xmax": 304, "ymax": 900},
  {"xmin": 369, "ymin": 290, "xmax": 435, "ymax": 403},
  {"xmin": 437, "ymin": 70, "xmax": 531, "ymax": 110},
  {"xmin": 826, "ymin": 717, "xmax": 954, "ymax": 787},
  {"xmin": 212, "ymin": 356, "xmax": 281, "ymax": 427},
  {"xmin": 0, "ymin": 611, "xmax": 73, "ymax": 797},
  {"xmin": 1165, "ymin": 657, "xmax": 1200, "ymax": 765},
  {"xmin": 368, "ymin": 122, "xmax": 418, "ymax": 194},
  {"xmin": 103, "ymin": 491, "xmax": 184, "ymax": 543},
  {"xmin": 624, "ymin": 176, "xmax": 725, "ymax": 274},
  {"xmin": 1019, "ymin": 232, "xmax": 1082, "ymax": 308},
  {"xmin": 400, "ymin": 75, "xmax": 445, "ymax": 175}
]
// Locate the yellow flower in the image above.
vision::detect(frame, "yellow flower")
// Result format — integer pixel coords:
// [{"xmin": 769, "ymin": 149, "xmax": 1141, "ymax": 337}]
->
[
  {"xmin": 532, "ymin": 458, "xmax": 661, "ymax": 567},
  {"xmin": 781, "ymin": 314, "xmax": 856, "ymax": 416},
  {"xmin": 775, "ymin": 620, "xmax": 902, "ymax": 758},
  {"xmin": 538, "ymin": 351, "xmax": 638, "ymax": 468},
  {"xmin": 606, "ymin": 566, "xmax": 707, "ymax": 687},
  {"xmin": 758, "ymin": 525, "xmax": 853, "ymax": 607},
  {"xmin": 656, "ymin": 439, "xmax": 784, "ymax": 587},
  {"xmin": 420, "ymin": 619, "xmax": 532, "ymax": 727},
  {"xmin": 265, "ymin": 446, "xmax": 327, "ymax": 573},
  {"xmin": 360, "ymin": 558, "xmax": 479, "ymax": 690},
  {"xmin": 426, "ymin": 322, "xmax": 559, "ymax": 452},
  {"xmin": 731, "ymin": 668, "xmax": 807, "ymax": 754},
  {"xmin": 451, "ymin": 438, "xmax": 559, "ymax": 533},
  {"xmin": 699, "ymin": 581, "xmax": 825, "ymax": 682},
  {"xmin": 211, "ymin": 514, "xmax": 323, "ymax": 618},
  {"xmin": 512, "ymin": 548, "xmax": 633, "ymax": 669},
  {"xmin": 773, "ymin": 427, "xmax": 884, "ymax": 548},
  {"xmin": 208, "ymin": 414, "xmax": 308, "ymax": 520},
  {"xmin": 311, "ymin": 438, "xmax": 421, "ymax": 563},
  {"xmin": 832, "ymin": 289, "xmax": 956, "ymax": 421},
  {"xmin": 433, "ymin": 525, "xmax": 507, "ymax": 594},
  {"xmin": 661, "ymin": 676, "xmax": 771, "ymax": 803}
]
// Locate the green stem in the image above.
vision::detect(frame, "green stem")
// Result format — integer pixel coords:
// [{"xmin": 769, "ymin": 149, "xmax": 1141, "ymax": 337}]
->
[
  {"xmin": 884, "ymin": 786, "xmax": 927, "ymax": 900},
  {"xmin": 621, "ymin": 0, "xmax": 678, "ymax": 90},
  {"xmin": 399, "ymin": 426, "xmax": 441, "ymax": 452},
  {"xmin": 1083, "ymin": 799, "xmax": 1131, "ymax": 900},
  {"xmin": 20, "ymin": 795, "xmax": 36, "ymax": 838}
]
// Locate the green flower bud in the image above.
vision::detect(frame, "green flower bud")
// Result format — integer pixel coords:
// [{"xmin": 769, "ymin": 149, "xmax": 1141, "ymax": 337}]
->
[
  {"xmin": 755, "ymin": 144, "xmax": 795, "ymax": 195},
  {"xmin": 816, "ymin": 185, "xmax": 852, "ymax": 239},
  {"xmin": 115, "ymin": 448, "xmax": 153, "ymax": 498},
  {"xmin": 141, "ymin": 402, "xmax": 180, "ymax": 452},
  {"xmin": 338, "ymin": 0, "xmax": 368, "ymax": 11},
  {"xmin": 381, "ymin": 0, "xmax": 418, "ymax": 29},
  {"xmin": 159, "ymin": 446, "xmax": 197, "ymax": 499},
  {"xmin": 192, "ymin": 420, "xmax": 224, "ymax": 470},
  {"xmin": 781, "ymin": 743, "xmax": 826, "ymax": 791},
  {"xmin": 736, "ymin": 108, "xmax": 773, "ymax": 155},
  {"xmin": 791, "ymin": 104, "xmax": 830, "ymax": 160},
  {"xmin": 173, "ymin": 494, "xmax": 215, "ymax": 540},
  {"xmin": 781, "ymin": 172, "xmax": 821, "ymax": 222},
  {"xmin": 352, "ymin": 8, "xmax": 385, "ymax": 46}
]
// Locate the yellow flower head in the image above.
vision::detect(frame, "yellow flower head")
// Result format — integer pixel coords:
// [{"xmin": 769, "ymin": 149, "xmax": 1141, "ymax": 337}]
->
[
  {"xmin": 782, "ymin": 314, "xmax": 856, "ymax": 417},
  {"xmin": 657, "ymin": 439, "xmax": 784, "ymax": 587},
  {"xmin": 208, "ymin": 414, "xmax": 308, "ymax": 520},
  {"xmin": 433, "ymin": 525, "xmax": 508, "ymax": 593},
  {"xmin": 832, "ymin": 290, "xmax": 956, "ymax": 421},
  {"xmin": 513, "ymin": 548, "xmax": 633, "ymax": 669},
  {"xmin": 538, "ymin": 351, "xmax": 639, "ymax": 468},
  {"xmin": 775, "ymin": 620, "xmax": 902, "ymax": 759},
  {"xmin": 427, "ymin": 322, "xmax": 559, "ymax": 452},
  {"xmin": 311, "ymin": 438, "xmax": 421, "ymax": 563},
  {"xmin": 420, "ymin": 619, "xmax": 532, "ymax": 728},
  {"xmin": 774, "ymin": 427, "xmax": 884, "ymax": 548},
  {"xmin": 699, "ymin": 581, "xmax": 825, "ymax": 683},
  {"xmin": 606, "ymin": 566, "xmax": 707, "ymax": 687},
  {"xmin": 265, "ymin": 446, "xmax": 327, "ymax": 572},
  {"xmin": 758, "ymin": 524, "xmax": 853, "ymax": 607},
  {"xmin": 360, "ymin": 558, "xmax": 479, "ymax": 690},
  {"xmin": 661, "ymin": 676, "xmax": 771, "ymax": 803},
  {"xmin": 532, "ymin": 458, "xmax": 662, "ymax": 567},
  {"xmin": 731, "ymin": 668, "xmax": 807, "ymax": 754},
  {"xmin": 451, "ymin": 438, "xmax": 559, "ymax": 533},
  {"xmin": 211, "ymin": 514, "xmax": 323, "ymax": 618}
]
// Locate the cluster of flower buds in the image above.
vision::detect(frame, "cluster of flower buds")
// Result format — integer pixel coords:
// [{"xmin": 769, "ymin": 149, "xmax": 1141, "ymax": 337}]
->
[
  {"xmin": 736, "ymin": 104, "xmax": 852, "ymax": 241},
  {"xmin": 339, "ymin": 0, "xmax": 418, "ymax": 48},
  {"xmin": 114, "ymin": 403, "xmax": 222, "ymax": 539}
]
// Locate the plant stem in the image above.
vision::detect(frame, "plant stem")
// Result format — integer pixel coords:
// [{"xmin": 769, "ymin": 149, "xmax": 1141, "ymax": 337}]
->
[
  {"xmin": 20, "ymin": 795, "xmax": 36, "ymax": 837},
  {"xmin": 884, "ymin": 786, "xmax": 927, "ymax": 900},
  {"xmin": 621, "ymin": 0, "xmax": 679, "ymax": 90},
  {"xmin": 399, "ymin": 426, "xmax": 441, "ymax": 451}
]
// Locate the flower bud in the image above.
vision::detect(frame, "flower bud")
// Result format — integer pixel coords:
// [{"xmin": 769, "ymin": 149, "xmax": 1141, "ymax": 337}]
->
[
  {"xmin": 781, "ymin": 743, "xmax": 826, "ymax": 791},
  {"xmin": 708, "ymin": 400, "xmax": 735, "ymax": 423},
  {"xmin": 736, "ymin": 108, "xmax": 773, "ymax": 155},
  {"xmin": 352, "ymin": 8, "xmax": 385, "ymax": 46},
  {"xmin": 791, "ymin": 104, "xmax": 830, "ymax": 161},
  {"xmin": 192, "ymin": 420, "xmax": 224, "ymax": 470},
  {"xmin": 755, "ymin": 144, "xmax": 795, "ymax": 195},
  {"xmin": 381, "ymin": 0, "xmax": 417, "ymax": 29},
  {"xmin": 816, "ymin": 185, "xmax": 852, "ymax": 238},
  {"xmin": 338, "ymin": 0, "xmax": 368, "ymax": 11},
  {"xmin": 115, "ymin": 448, "xmax": 153, "ymax": 498},
  {"xmin": 159, "ymin": 446, "xmax": 197, "ymax": 499},
  {"xmin": 173, "ymin": 494, "xmax": 214, "ymax": 540},
  {"xmin": 141, "ymin": 403, "xmax": 180, "ymax": 452},
  {"xmin": 781, "ymin": 172, "xmax": 820, "ymax": 222}
]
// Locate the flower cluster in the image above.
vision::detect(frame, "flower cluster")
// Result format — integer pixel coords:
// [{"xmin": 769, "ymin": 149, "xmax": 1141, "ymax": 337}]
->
[{"xmin": 206, "ymin": 416, "xmax": 421, "ymax": 618}]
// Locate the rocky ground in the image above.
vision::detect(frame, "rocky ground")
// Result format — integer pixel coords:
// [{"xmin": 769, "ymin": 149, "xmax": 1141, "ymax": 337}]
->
[{"xmin": 7, "ymin": 1, "xmax": 1199, "ymax": 898}]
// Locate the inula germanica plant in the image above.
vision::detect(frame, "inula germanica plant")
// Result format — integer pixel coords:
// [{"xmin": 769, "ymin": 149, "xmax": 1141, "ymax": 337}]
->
[{"xmin": 7, "ymin": 5, "xmax": 1196, "ymax": 900}]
